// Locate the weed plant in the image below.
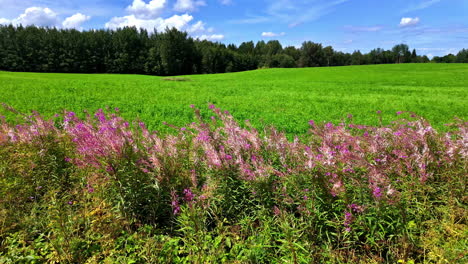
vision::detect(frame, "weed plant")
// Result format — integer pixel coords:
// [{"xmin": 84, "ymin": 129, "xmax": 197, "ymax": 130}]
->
[{"xmin": 0, "ymin": 104, "xmax": 466, "ymax": 263}]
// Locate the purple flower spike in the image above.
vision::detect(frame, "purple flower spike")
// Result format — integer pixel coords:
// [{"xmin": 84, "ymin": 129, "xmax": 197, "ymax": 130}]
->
[
  {"xmin": 183, "ymin": 188, "xmax": 195, "ymax": 202},
  {"xmin": 373, "ymin": 187, "xmax": 382, "ymax": 198}
]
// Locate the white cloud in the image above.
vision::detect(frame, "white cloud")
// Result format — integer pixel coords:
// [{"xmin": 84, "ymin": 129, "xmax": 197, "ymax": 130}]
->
[
  {"xmin": 187, "ymin": 20, "xmax": 206, "ymax": 33},
  {"xmin": 402, "ymin": 0, "xmax": 442, "ymax": 13},
  {"xmin": 174, "ymin": 0, "xmax": 206, "ymax": 12},
  {"xmin": 0, "ymin": 7, "xmax": 59, "ymax": 27},
  {"xmin": 261, "ymin": 31, "xmax": 285, "ymax": 37},
  {"xmin": 0, "ymin": 18, "xmax": 10, "ymax": 24},
  {"xmin": 127, "ymin": 0, "xmax": 166, "ymax": 19},
  {"xmin": 108, "ymin": 0, "xmax": 199, "ymax": 32},
  {"xmin": 399, "ymin": 17, "xmax": 420, "ymax": 27},
  {"xmin": 163, "ymin": 13, "xmax": 195, "ymax": 29},
  {"xmin": 62, "ymin": 13, "xmax": 91, "ymax": 29},
  {"xmin": 105, "ymin": 13, "xmax": 194, "ymax": 33},
  {"xmin": 106, "ymin": 0, "xmax": 220, "ymax": 38},
  {"xmin": 266, "ymin": 0, "xmax": 350, "ymax": 28},
  {"xmin": 196, "ymin": 34, "xmax": 224, "ymax": 41}
]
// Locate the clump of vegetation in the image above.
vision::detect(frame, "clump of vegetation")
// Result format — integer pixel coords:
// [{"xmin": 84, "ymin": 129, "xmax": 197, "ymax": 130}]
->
[{"xmin": 0, "ymin": 104, "xmax": 466, "ymax": 263}]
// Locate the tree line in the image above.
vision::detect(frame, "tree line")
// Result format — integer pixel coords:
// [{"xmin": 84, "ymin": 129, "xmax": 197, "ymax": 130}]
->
[{"xmin": 0, "ymin": 25, "xmax": 467, "ymax": 75}]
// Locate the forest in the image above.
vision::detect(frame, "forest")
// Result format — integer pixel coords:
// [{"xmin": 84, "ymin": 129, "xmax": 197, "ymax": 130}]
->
[{"xmin": 1, "ymin": 25, "xmax": 467, "ymax": 76}]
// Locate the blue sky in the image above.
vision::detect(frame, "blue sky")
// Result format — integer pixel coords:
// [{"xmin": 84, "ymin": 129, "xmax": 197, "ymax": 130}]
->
[{"xmin": 0, "ymin": 0, "xmax": 467, "ymax": 57}]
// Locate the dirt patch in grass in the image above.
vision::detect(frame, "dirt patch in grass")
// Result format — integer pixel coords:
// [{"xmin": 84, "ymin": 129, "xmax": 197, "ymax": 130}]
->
[{"xmin": 162, "ymin": 77, "xmax": 192, "ymax": 82}]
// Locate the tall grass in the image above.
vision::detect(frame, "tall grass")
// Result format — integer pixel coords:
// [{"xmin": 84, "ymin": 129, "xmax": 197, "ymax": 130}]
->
[{"xmin": 0, "ymin": 104, "xmax": 466, "ymax": 263}]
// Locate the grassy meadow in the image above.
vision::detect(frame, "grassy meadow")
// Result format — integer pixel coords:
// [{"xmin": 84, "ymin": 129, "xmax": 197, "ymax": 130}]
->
[
  {"xmin": 0, "ymin": 64, "xmax": 467, "ymax": 263},
  {"xmin": 1, "ymin": 63, "xmax": 467, "ymax": 134}
]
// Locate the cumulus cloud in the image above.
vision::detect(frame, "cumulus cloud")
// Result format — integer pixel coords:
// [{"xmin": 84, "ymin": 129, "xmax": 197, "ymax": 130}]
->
[
  {"xmin": 62, "ymin": 13, "xmax": 91, "ymax": 29},
  {"xmin": 174, "ymin": 0, "xmax": 206, "ymax": 12},
  {"xmin": 106, "ymin": 0, "xmax": 220, "ymax": 38},
  {"xmin": 196, "ymin": 34, "xmax": 224, "ymax": 41},
  {"xmin": 400, "ymin": 17, "xmax": 420, "ymax": 27},
  {"xmin": 186, "ymin": 20, "xmax": 214, "ymax": 33},
  {"xmin": 127, "ymin": 0, "xmax": 166, "ymax": 19},
  {"xmin": 261, "ymin": 31, "xmax": 285, "ymax": 37},
  {"xmin": 0, "ymin": 18, "xmax": 10, "ymax": 24},
  {"xmin": 0, "ymin": 7, "xmax": 59, "ymax": 26},
  {"xmin": 105, "ymin": 13, "xmax": 194, "ymax": 32}
]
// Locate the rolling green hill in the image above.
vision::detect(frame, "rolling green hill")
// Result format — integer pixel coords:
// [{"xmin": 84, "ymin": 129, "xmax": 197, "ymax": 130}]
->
[{"xmin": 1, "ymin": 63, "xmax": 467, "ymax": 134}]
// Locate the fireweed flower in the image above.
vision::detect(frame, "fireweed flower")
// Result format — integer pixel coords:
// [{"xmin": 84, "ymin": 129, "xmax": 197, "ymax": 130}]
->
[
  {"xmin": 86, "ymin": 184, "xmax": 95, "ymax": 193},
  {"xmin": 171, "ymin": 191, "xmax": 181, "ymax": 215},
  {"xmin": 2, "ymin": 105, "xmax": 467, "ymax": 219},
  {"xmin": 106, "ymin": 166, "xmax": 114, "ymax": 173},
  {"xmin": 183, "ymin": 189, "xmax": 195, "ymax": 203},
  {"xmin": 373, "ymin": 187, "xmax": 382, "ymax": 198},
  {"xmin": 347, "ymin": 204, "xmax": 364, "ymax": 213},
  {"xmin": 95, "ymin": 109, "xmax": 106, "ymax": 122},
  {"xmin": 344, "ymin": 211, "xmax": 353, "ymax": 232},
  {"xmin": 197, "ymin": 131, "xmax": 211, "ymax": 142},
  {"xmin": 273, "ymin": 206, "xmax": 281, "ymax": 216}
]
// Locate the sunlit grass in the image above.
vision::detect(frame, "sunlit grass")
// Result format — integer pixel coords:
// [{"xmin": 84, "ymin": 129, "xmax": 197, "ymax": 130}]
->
[{"xmin": 0, "ymin": 63, "xmax": 466, "ymax": 134}]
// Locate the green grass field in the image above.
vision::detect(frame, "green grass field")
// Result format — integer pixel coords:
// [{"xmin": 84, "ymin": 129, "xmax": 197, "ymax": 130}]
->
[{"xmin": 1, "ymin": 63, "xmax": 467, "ymax": 134}]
